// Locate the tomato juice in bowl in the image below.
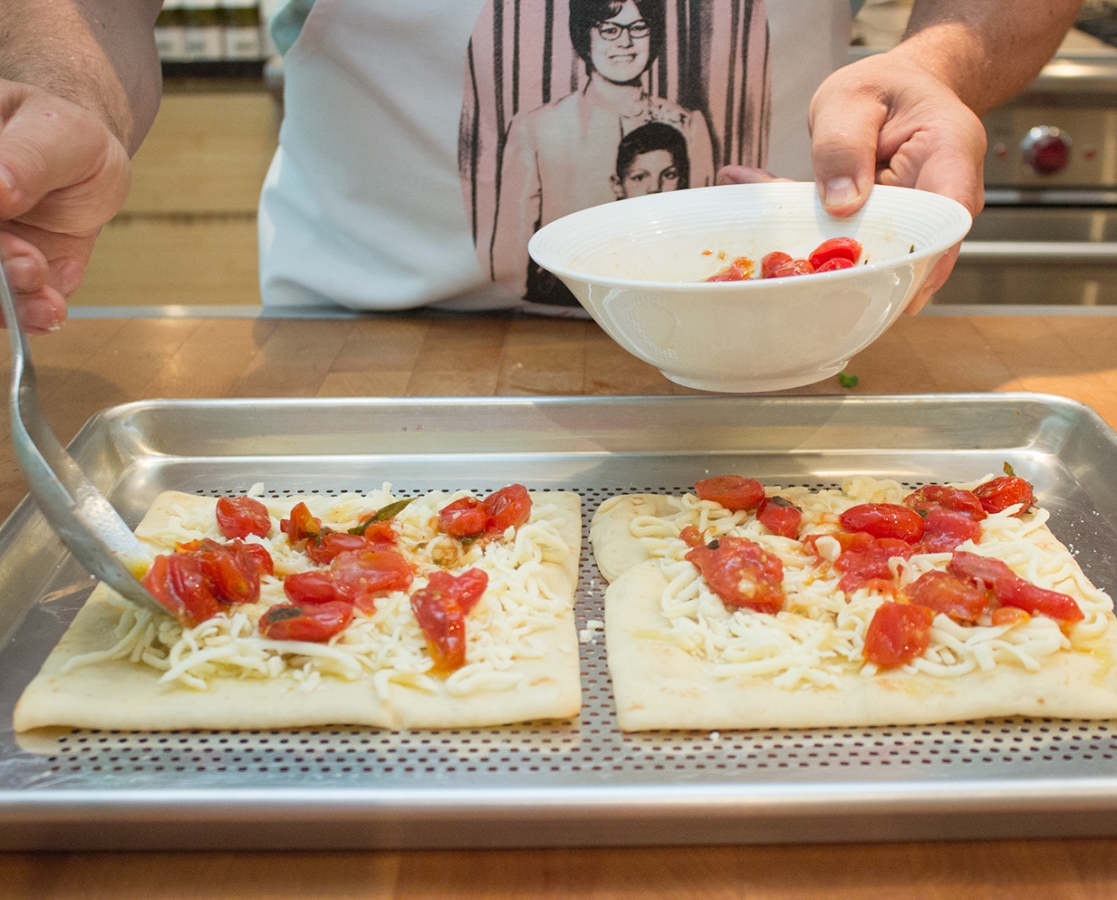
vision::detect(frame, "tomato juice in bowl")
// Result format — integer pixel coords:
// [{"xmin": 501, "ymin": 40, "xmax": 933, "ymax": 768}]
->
[{"xmin": 528, "ymin": 182, "xmax": 972, "ymax": 392}]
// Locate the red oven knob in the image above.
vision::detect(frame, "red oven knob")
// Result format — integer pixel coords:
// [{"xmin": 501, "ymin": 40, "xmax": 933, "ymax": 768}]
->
[{"xmin": 1021, "ymin": 126, "xmax": 1071, "ymax": 175}]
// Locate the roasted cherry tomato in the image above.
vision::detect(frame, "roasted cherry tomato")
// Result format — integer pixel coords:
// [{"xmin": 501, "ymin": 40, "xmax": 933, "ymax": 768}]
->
[
  {"xmin": 330, "ymin": 548, "xmax": 414, "ymax": 611},
  {"xmin": 280, "ymin": 501, "xmax": 325, "ymax": 544},
  {"xmin": 694, "ymin": 475, "xmax": 766, "ymax": 512},
  {"xmin": 685, "ymin": 535, "xmax": 785, "ymax": 614},
  {"xmin": 839, "ymin": 503, "xmax": 925, "ymax": 543},
  {"xmin": 483, "ymin": 484, "xmax": 532, "ymax": 537},
  {"xmin": 258, "ymin": 600, "xmax": 353, "ymax": 643},
  {"xmin": 235, "ymin": 540, "xmax": 275, "ymax": 577},
  {"xmin": 361, "ymin": 520, "xmax": 398, "ymax": 547},
  {"xmin": 808, "ymin": 237, "xmax": 862, "ymax": 270},
  {"xmin": 304, "ymin": 531, "xmax": 369, "ymax": 565},
  {"xmin": 174, "ymin": 537, "xmax": 262, "ymax": 606},
  {"xmin": 814, "ymin": 257, "xmax": 854, "ymax": 272},
  {"xmin": 760, "ymin": 251, "xmax": 792, "ymax": 278},
  {"xmin": 863, "ymin": 601, "xmax": 935, "ymax": 669},
  {"xmin": 904, "ymin": 485, "xmax": 986, "ymax": 521},
  {"xmin": 905, "ymin": 569, "xmax": 988, "ymax": 621},
  {"xmin": 215, "ymin": 495, "xmax": 272, "ymax": 540},
  {"xmin": 769, "ymin": 257, "xmax": 815, "ymax": 278},
  {"xmin": 911, "ymin": 508, "xmax": 983, "ymax": 555},
  {"xmin": 756, "ymin": 495, "xmax": 801, "ymax": 538},
  {"xmin": 973, "ymin": 476, "xmax": 1035, "ymax": 515},
  {"xmin": 949, "ymin": 550, "xmax": 1083, "ymax": 623},
  {"xmin": 425, "ymin": 568, "xmax": 490, "ymax": 615},
  {"xmin": 995, "ymin": 577, "xmax": 1084, "ymax": 623},
  {"xmin": 143, "ymin": 553, "xmax": 221, "ymax": 627},
  {"xmin": 705, "ymin": 256, "xmax": 755, "ymax": 282},
  {"xmin": 408, "ymin": 568, "xmax": 488, "ymax": 672},
  {"xmin": 411, "ymin": 585, "xmax": 466, "ymax": 673},
  {"xmin": 438, "ymin": 497, "xmax": 489, "ymax": 537},
  {"xmin": 679, "ymin": 525, "xmax": 705, "ymax": 548},
  {"xmin": 283, "ymin": 569, "xmax": 342, "ymax": 605},
  {"xmin": 834, "ymin": 536, "xmax": 912, "ymax": 594}
]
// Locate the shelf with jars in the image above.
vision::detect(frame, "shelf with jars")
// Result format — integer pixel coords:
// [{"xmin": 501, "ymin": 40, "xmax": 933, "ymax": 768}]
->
[{"xmin": 155, "ymin": 0, "xmax": 277, "ymax": 80}]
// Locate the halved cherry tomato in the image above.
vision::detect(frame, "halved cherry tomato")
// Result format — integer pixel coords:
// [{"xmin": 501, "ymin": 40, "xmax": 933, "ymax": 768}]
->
[
  {"xmin": 863, "ymin": 601, "xmax": 935, "ymax": 669},
  {"xmin": 761, "ymin": 251, "xmax": 792, "ymax": 278},
  {"xmin": 694, "ymin": 475, "xmax": 765, "ymax": 512},
  {"xmin": 304, "ymin": 531, "xmax": 369, "ymax": 565},
  {"xmin": 361, "ymin": 520, "xmax": 398, "ymax": 547},
  {"xmin": 973, "ymin": 476, "xmax": 1034, "ymax": 515},
  {"xmin": 835, "ymin": 536, "xmax": 912, "ymax": 594},
  {"xmin": 904, "ymin": 485, "xmax": 986, "ymax": 521},
  {"xmin": 770, "ymin": 257, "xmax": 815, "ymax": 278},
  {"xmin": 949, "ymin": 550, "xmax": 1083, "ymax": 623},
  {"xmin": 438, "ymin": 497, "xmax": 489, "ymax": 537},
  {"xmin": 411, "ymin": 585, "xmax": 466, "ymax": 673},
  {"xmin": 839, "ymin": 503, "xmax": 925, "ymax": 543},
  {"xmin": 215, "ymin": 495, "xmax": 272, "ymax": 540},
  {"xmin": 808, "ymin": 237, "xmax": 862, "ymax": 269},
  {"xmin": 705, "ymin": 256, "xmax": 755, "ymax": 282},
  {"xmin": 905, "ymin": 569, "xmax": 989, "ymax": 621},
  {"xmin": 483, "ymin": 484, "xmax": 532, "ymax": 537},
  {"xmin": 283, "ymin": 569, "xmax": 342, "ymax": 605},
  {"xmin": 911, "ymin": 508, "xmax": 983, "ymax": 554},
  {"xmin": 685, "ymin": 535, "xmax": 785, "ymax": 613},
  {"xmin": 258, "ymin": 600, "xmax": 353, "ymax": 642},
  {"xmin": 814, "ymin": 257, "xmax": 854, "ymax": 272},
  {"xmin": 679, "ymin": 525, "xmax": 705, "ymax": 548},
  {"xmin": 173, "ymin": 537, "xmax": 262, "ymax": 605},
  {"xmin": 280, "ymin": 501, "xmax": 325, "ymax": 544},
  {"xmin": 331, "ymin": 548, "xmax": 414, "ymax": 611},
  {"xmin": 143, "ymin": 553, "xmax": 221, "ymax": 627},
  {"xmin": 756, "ymin": 495, "xmax": 801, "ymax": 538},
  {"xmin": 425, "ymin": 568, "xmax": 489, "ymax": 615},
  {"xmin": 235, "ymin": 540, "xmax": 275, "ymax": 577}
]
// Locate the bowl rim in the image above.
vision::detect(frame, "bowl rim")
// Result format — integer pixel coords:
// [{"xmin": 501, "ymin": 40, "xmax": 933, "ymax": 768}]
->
[{"xmin": 527, "ymin": 181, "xmax": 973, "ymax": 291}]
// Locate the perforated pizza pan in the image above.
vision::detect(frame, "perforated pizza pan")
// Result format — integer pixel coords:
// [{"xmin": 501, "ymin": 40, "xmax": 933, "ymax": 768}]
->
[{"xmin": 3, "ymin": 394, "xmax": 1117, "ymax": 850}]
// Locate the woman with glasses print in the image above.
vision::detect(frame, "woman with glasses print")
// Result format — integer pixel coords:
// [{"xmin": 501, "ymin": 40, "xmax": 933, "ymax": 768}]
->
[
  {"xmin": 0, "ymin": 1, "xmax": 1086, "ymax": 330},
  {"xmin": 488, "ymin": 0, "xmax": 718, "ymax": 310}
]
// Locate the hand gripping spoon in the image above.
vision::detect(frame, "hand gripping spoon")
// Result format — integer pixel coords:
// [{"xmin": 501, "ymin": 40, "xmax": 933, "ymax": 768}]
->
[{"xmin": 0, "ymin": 264, "xmax": 166, "ymax": 617}]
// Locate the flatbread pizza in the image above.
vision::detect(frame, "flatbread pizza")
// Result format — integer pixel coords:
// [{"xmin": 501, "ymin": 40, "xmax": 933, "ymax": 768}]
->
[
  {"xmin": 591, "ymin": 471, "xmax": 1117, "ymax": 731},
  {"xmin": 15, "ymin": 484, "xmax": 582, "ymax": 732}
]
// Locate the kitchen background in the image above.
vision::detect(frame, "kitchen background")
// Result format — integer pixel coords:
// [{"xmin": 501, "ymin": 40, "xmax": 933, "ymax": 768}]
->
[{"xmin": 68, "ymin": 0, "xmax": 1117, "ymax": 313}]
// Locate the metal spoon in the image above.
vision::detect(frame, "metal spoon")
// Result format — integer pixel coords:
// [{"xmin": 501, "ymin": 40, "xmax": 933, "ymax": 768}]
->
[{"xmin": 0, "ymin": 262, "xmax": 166, "ymax": 616}]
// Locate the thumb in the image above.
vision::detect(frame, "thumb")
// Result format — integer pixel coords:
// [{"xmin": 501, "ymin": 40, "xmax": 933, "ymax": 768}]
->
[
  {"xmin": 0, "ymin": 85, "xmax": 130, "ymax": 232},
  {"xmin": 808, "ymin": 87, "xmax": 887, "ymax": 218}
]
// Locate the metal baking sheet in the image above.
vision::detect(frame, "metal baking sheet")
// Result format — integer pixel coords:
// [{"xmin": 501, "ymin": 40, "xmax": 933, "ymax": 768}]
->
[{"xmin": 3, "ymin": 393, "xmax": 1117, "ymax": 851}]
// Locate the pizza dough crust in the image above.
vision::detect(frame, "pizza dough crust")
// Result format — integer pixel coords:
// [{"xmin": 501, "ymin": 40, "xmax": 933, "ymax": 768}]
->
[
  {"xmin": 15, "ymin": 490, "xmax": 583, "ymax": 733},
  {"xmin": 606, "ymin": 558, "xmax": 1117, "ymax": 731}
]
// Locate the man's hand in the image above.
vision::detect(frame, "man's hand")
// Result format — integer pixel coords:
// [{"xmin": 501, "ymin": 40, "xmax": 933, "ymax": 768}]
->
[
  {"xmin": 808, "ymin": 51, "xmax": 987, "ymax": 314},
  {"xmin": 0, "ymin": 80, "xmax": 132, "ymax": 333},
  {"xmin": 723, "ymin": 0, "xmax": 1080, "ymax": 315}
]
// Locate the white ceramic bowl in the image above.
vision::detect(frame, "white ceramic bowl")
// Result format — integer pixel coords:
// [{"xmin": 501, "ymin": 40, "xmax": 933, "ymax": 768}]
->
[{"xmin": 528, "ymin": 182, "xmax": 972, "ymax": 392}]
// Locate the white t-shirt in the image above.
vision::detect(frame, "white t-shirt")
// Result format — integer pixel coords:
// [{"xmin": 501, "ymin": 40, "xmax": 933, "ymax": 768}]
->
[{"xmin": 259, "ymin": 1, "xmax": 853, "ymax": 312}]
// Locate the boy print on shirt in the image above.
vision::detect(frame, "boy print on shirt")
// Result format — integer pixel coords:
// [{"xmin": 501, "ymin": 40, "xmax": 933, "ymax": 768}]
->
[{"xmin": 461, "ymin": 0, "xmax": 771, "ymax": 310}]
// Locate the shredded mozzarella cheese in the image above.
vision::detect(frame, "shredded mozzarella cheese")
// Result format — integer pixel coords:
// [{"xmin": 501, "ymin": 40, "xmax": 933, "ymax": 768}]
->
[
  {"xmin": 66, "ymin": 486, "xmax": 576, "ymax": 696},
  {"xmin": 632, "ymin": 476, "xmax": 1114, "ymax": 690}
]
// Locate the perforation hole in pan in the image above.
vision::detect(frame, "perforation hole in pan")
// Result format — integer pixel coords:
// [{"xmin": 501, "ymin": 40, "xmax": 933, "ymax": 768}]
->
[{"xmin": 32, "ymin": 481, "xmax": 1117, "ymax": 784}]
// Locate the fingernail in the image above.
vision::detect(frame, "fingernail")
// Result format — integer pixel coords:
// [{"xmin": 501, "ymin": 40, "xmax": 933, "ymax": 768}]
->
[
  {"xmin": 21, "ymin": 297, "xmax": 66, "ymax": 334},
  {"xmin": 56, "ymin": 259, "xmax": 85, "ymax": 297},
  {"xmin": 0, "ymin": 165, "xmax": 12, "ymax": 195},
  {"xmin": 4, "ymin": 256, "xmax": 38, "ymax": 291},
  {"xmin": 824, "ymin": 176, "xmax": 859, "ymax": 207}
]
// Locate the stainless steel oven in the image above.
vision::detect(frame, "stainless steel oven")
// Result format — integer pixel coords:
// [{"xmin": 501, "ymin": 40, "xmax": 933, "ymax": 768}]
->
[{"xmin": 935, "ymin": 51, "xmax": 1117, "ymax": 309}]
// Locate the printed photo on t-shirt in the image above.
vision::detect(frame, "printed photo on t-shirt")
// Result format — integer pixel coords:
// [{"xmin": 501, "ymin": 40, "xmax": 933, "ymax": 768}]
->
[{"xmin": 460, "ymin": 0, "xmax": 771, "ymax": 309}]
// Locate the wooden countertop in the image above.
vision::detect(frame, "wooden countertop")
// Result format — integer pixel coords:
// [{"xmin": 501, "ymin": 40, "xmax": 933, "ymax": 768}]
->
[{"xmin": 5, "ymin": 311, "xmax": 1117, "ymax": 899}]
